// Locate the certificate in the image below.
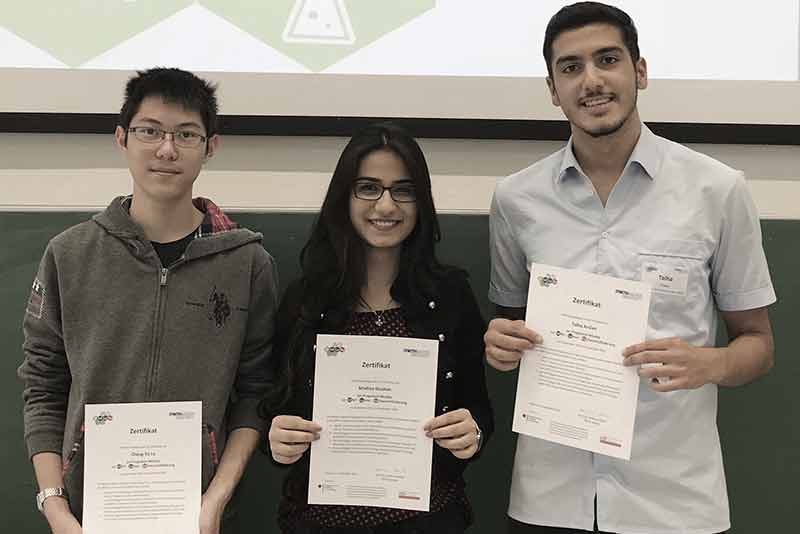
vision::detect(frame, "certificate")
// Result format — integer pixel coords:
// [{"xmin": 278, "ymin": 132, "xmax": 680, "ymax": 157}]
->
[
  {"xmin": 83, "ymin": 401, "xmax": 201, "ymax": 534},
  {"xmin": 309, "ymin": 334, "xmax": 438, "ymax": 511},
  {"xmin": 513, "ymin": 264, "xmax": 651, "ymax": 460}
]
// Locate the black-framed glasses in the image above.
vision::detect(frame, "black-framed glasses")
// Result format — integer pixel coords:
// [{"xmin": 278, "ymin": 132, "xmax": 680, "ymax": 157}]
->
[
  {"xmin": 127, "ymin": 126, "xmax": 207, "ymax": 148},
  {"xmin": 352, "ymin": 179, "xmax": 417, "ymax": 203}
]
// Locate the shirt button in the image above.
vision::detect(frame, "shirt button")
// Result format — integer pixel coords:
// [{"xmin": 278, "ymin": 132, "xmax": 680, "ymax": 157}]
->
[
  {"xmin": 445, "ymin": 371, "xmax": 454, "ymax": 379},
  {"xmin": 601, "ymin": 231, "xmax": 609, "ymax": 239},
  {"xmin": 428, "ymin": 300, "xmax": 436, "ymax": 310},
  {"xmin": 320, "ymin": 312, "xmax": 325, "ymax": 319},
  {"xmin": 442, "ymin": 405, "xmax": 449, "ymax": 413},
  {"xmin": 438, "ymin": 333, "xmax": 446, "ymax": 342}
]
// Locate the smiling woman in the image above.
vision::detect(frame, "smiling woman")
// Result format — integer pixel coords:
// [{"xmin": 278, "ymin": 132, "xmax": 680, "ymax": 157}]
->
[
  {"xmin": 260, "ymin": 122, "xmax": 494, "ymax": 533},
  {"xmin": 349, "ymin": 149, "xmax": 417, "ymax": 253}
]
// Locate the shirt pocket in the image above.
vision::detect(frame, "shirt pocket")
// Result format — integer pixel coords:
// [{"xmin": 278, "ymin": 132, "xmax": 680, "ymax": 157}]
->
[
  {"xmin": 638, "ymin": 239, "xmax": 710, "ymax": 338},
  {"xmin": 638, "ymin": 239, "xmax": 707, "ymax": 296}
]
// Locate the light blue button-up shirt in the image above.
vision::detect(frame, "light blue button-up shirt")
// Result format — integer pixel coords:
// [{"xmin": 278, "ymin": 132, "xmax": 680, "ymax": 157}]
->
[{"xmin": 489, "ymin": 125, "xmax": 775, "ymax": 534}]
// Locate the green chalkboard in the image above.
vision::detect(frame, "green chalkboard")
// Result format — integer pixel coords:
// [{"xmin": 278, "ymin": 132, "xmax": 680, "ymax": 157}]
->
[{"xmin": 0, "ymin": 212, "xmax": 796, "ymax": 533}]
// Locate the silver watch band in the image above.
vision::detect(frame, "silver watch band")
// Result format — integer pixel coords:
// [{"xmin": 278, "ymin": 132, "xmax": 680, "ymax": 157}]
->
[{"xmin": 36, "ymin": 487, "xmax": 68, "ymax": 513}]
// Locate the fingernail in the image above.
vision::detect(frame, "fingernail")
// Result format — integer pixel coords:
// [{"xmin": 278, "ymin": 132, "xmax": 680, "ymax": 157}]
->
[{"xmin": 534, "ymin": 335, "xmax": 543, "ymax": 344}]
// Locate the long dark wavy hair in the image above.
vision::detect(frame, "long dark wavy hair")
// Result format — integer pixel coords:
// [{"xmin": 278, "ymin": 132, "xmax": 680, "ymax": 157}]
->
[{"xmin": 261, "ymin": 122, "xmax": 458, "ymax": 414}]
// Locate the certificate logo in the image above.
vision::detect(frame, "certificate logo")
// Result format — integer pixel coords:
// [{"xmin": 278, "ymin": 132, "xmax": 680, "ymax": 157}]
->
[
  {"xmin": 537, "ymin": 274, "xmax": 558, "ymax": 287},
  {"xmin": 324, "ymin": 342, "xmax": 346, "ymax": 356},
  {"xmin": 168, "ymin": 411, "xmax": 196, "ymax": 420},
  {"xmin": 93, "ymin": 411, "xmax": 113, "ymax": 425},
  {"xmin": 614, "ymin": 288, "xmax": 643, "ymax": 301},
  {"xmin": 403, "ymin": 348, "xmax": 430, "ymax": 358}
]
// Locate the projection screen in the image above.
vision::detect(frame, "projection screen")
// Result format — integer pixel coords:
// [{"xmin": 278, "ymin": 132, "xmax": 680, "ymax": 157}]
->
[{"xmin": 1, "ymin": 0, "xmax": 799, "ymax": 130}]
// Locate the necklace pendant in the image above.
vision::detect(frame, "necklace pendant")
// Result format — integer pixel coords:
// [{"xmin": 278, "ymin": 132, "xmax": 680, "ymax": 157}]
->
[{"xmin": 374, "ymin": 317, "xmax": 384, "ymax": 327}]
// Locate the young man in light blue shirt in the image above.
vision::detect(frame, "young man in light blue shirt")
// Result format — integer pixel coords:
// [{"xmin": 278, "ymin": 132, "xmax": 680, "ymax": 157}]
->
[{"xmin": 485, "ymin": 3, "xmax": 775, "ymax": 533}]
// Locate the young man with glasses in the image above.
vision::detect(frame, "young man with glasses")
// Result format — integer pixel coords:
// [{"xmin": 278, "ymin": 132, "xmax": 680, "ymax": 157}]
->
[
  {"xmin": 485, "ymin": 3, "xmax": 775, "ymax": 533},
  {"xmin": 19, "ymin": 68, "xmax": 278, "ymax": 534}
]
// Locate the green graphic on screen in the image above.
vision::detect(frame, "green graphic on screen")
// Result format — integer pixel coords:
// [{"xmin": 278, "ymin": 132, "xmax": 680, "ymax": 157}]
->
[
  {"xmin": 1, "ymin": 0, "xmax": 435, "ymax": 70},
  {"xmin": 200, "ymin": 0, "xmax": 435, "ymax": 71},
  {"xmin": 1, "ymin": 1, "xmax": 194, "ymax": 66}
]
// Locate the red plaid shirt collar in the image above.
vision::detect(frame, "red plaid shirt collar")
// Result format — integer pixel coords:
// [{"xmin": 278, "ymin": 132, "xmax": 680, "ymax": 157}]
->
[
  {"xmin": 121, "ymin": 196, "xmax": 238, "ymax": 236},
  {"xmin": 192, "ymin": 197, "xmax": 238, "ymax": 236}
]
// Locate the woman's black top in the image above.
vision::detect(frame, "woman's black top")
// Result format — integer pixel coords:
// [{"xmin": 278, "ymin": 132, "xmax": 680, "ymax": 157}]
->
[{"xmin": 266, "ymin": 273, "xmax": 494, "ymax": 532}]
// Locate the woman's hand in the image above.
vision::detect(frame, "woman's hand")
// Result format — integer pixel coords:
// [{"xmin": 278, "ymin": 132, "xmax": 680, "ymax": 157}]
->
[
  {"xmin": 268, "ymin": 415, "xmax": 321, "ymax": 464},
  {"xmin": 424, "ymin": 408, "xmax": 480, "ymax": 459}
]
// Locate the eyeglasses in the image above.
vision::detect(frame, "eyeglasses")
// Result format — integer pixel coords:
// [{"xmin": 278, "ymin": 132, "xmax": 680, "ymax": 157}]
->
[
  {"xmin": 352, "ymin": 179, "xmax": 417, "ymax": 203},
  {"xmin": 127, "ymin": 126, "xmax": 207, "ymax": 148}
]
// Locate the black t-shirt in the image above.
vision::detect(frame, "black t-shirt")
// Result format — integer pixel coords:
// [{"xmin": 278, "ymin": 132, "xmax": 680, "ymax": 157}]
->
[{"xmin": 151, "ymin": 228, "xmax": 197, "ymax": 268}]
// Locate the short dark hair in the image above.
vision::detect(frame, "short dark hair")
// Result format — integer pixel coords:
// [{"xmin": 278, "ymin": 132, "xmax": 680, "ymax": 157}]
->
[
  {"xmin": 118, "ymin": 67, "xmax": 219, "ymax": 136},
  {"xmin": 543, "ymin": 2, "xmax": 640, "ymax": 77}
]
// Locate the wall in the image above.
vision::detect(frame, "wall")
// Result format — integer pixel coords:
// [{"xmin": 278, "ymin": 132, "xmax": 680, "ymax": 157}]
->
[{"xmin": 1, "ymin": 132, "xmax": 798, "ymax": 533}]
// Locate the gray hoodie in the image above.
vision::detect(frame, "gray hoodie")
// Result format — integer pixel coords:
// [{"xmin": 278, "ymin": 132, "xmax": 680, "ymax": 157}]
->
[{"xmin": 18, "ymin": 196, "xmax": 278, "ymax": 519}]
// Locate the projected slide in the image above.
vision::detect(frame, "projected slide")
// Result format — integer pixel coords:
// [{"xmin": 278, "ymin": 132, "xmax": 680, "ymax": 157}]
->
[{"xmin": 2, "ymin": 0, "xmax": 798, "ymax": 81}]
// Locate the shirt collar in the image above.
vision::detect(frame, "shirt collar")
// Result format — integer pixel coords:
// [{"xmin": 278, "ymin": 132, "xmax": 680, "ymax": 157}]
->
[
  {"xmin": 120, "ymin": 196, "xmax": 238, "ymax": 237},
  {"xmin": 556, "ymin": 123, "xmax": 663, "ymax": 183}
]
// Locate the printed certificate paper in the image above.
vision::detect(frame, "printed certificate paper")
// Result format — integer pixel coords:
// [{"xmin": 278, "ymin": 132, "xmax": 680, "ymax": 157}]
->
[
  {"xmin": 83, "ymin": 401, "xmax": 201, "ymax": 534},
  {"xmin": 309, "ymin": 335, "xmax": 439, "ymax": 511},
  {"xmin": 513, "ymin": 264, "xmax": 651, "ymax": 460}
]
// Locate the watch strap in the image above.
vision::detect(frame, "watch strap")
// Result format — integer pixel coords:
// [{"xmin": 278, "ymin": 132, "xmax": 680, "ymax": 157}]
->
[
  {"xmin": 474, "ymin": 423, "xmax": 484, "ymax": 451},
  {"xmin": 36, "ymin": 487, "xmax": 68, "ymax": 513}
]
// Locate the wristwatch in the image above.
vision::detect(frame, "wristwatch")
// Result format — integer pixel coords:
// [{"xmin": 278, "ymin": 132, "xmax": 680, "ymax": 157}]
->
[{"xmin": 36, "ymin": 487, "xmax": 68, "ymax": 513}]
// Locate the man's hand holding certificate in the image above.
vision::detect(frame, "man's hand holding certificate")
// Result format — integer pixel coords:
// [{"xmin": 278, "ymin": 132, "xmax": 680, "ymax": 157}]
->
[{"xmin": 513, "ymin": 264, "xmax": 651, "ymax": 460}]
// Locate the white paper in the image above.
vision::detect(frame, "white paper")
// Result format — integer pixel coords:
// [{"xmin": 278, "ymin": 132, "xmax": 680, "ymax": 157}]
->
[
  {"xmin": 309, "ymin": 334, "xmax": 438, "ymax": 511},
  {"xmin": 513, "ymin": 264, "xmax": 651, "ymax": 460},
  {"xmin": 83, "ymin": 401, "xmax": 201, "ymax": 534}
]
